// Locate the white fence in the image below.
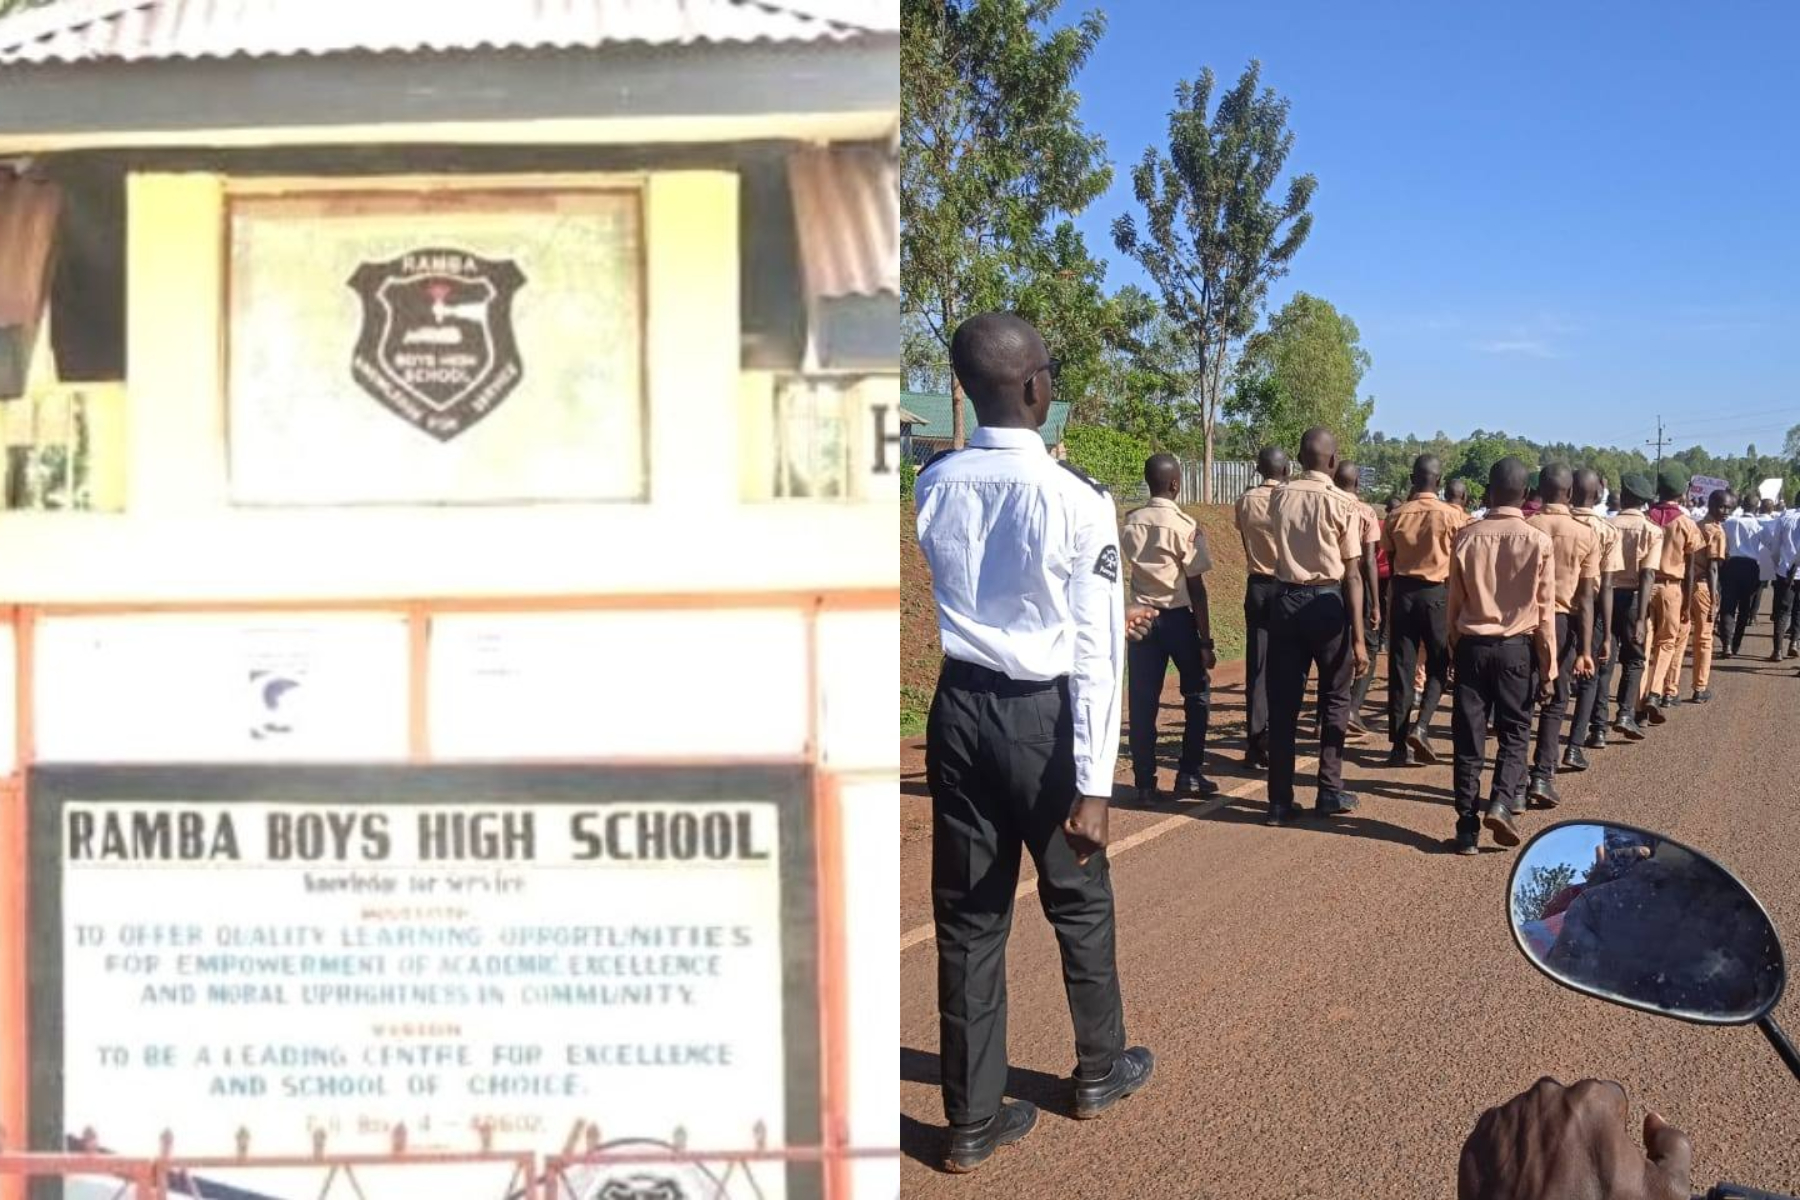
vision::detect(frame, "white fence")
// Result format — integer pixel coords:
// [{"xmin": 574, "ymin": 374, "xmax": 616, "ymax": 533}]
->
[{"xmin": 1123, "ymin": 459, "xmax": 1258, "ymax": 506}]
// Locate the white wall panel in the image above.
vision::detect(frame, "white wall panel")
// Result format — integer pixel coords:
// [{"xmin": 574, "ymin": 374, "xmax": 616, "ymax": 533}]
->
[
  {"xmin": 34, "ymin": 615, "xmax": 410, "ymax": 762},
  {"xmin": 838, "ymin": 777, "xmax": 899, "ymax": 1195},
  {"xmin": 430, "ymin": 610, "xmax": 809, "ymax": 759},
  {"xmin": 818, "ymin": 610, "xmax": 899, "ymax": 771}
]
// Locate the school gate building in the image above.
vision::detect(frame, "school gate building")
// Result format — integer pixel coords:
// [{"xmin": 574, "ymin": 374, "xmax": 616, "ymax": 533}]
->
[{"xmin": 0, "ymin": 3, "xmax": 898, "ymax": 1198}]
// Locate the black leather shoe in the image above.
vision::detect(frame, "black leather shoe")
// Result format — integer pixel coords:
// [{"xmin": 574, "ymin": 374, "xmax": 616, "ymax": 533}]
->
[
  {"xmin": 1786, "ymin": 643, "xmax": 1797, "ymax": 659},
  {"xmin": 1265, "ymin": 805, "xmax": 1298, "ymax": 827},
  {"xmin": 1583, "ymin": 728, "xmax": 1607, "ymax": 750},
  {"xmin": 1615, "ymin": 713, "xmax": 1646, "ymax": 740},
  {"xmin": 1689, "ymin": 690, "xmax": 1713, "ymax": 703},
  {"xmin": 1407, "ymin": 724, "xmax": 1438, "ymax": 764},
  {"xmin": 1175, "ymin": 771, "xmax": 1221, "ymax": 798},
  {"xmin": 1641, "ymin": 704, "xmax": 1667, "ymax": 726},
  {"xmin": 1135, "ymin": 785, "xmax": 1162, "ymax": 806},
  {"xmin": 1455, "ymin": 840, "xmax": 1479, "ymax": 857},
  {"xmin": 1662, "ymin": 692, "xmax": 1679, "ymax": 707},
  {"xmin": 1719, "ymin": 649, "xmax": 1734, "ymax": 660},
  {"xmin": 1315, "ymin": 789, "xmax": 1359, "ymax": 817},
  {"xmin": 944, "ymin": 1100, "xmax": 1039, "ymax": 1173},
  {"xmin": 1073, "ymin": 1047, "xmax": 1156, "ymax": 1119},
  {"xmin": 1386, "ymin": 743, "xmax": 1415, "ymax": 768},
  {"xmin": 1482, "ymin": 801, "xmax": 1521, "ymax": 847},
  {"xmin": 1559, "ymin": 746, "xmax": 1589, "ymax": 773},
  {"xmin": 1528, "ymin": 776, "xmax": 1562, "ymax": 808}
]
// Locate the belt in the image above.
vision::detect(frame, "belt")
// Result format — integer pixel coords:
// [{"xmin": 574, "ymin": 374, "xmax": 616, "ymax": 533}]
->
[
  {"xmin": 939, "ymin": 657, "xmax": 1064, "ymax": 696},
  {"xmin": 1392, "ymin": 574, "xmax": 1447, "ymax": 587},
  {"xmin": 1279, "ymin": 580, "xmax": 1341, "ymax": 592},
  {"xmin": 1457, "ymin": 632, "xmax": 1529, "ymax": 646},
  {"xmin": 1248, "ymin": 572, "xmax": 1278, "ymax": 583}
]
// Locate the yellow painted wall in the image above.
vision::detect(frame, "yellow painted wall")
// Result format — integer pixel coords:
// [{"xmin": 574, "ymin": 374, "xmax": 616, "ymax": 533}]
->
[{"xmin": 0, "ymin": 170, "xmax": 896, "ymax": 601}]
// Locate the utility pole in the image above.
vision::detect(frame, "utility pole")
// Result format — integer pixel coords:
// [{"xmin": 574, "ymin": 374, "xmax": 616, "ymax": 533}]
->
[{"xmin": 1646, "ymin": 414, "xmax": 1668, "ymax": 474}]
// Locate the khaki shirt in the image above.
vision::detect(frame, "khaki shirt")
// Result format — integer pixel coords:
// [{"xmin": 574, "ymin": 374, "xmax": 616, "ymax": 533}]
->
[
  {"xmin": 1355, "ymin": 499, "xmax": 1381, "ymax": 550},
  {"xmin": 1610, "ymin": 509, "xmax": 1664, "ymax": 584},
  {"xmin": 1267, "ymin": 470, "xmax": 1364, "ymax": 585},
  {"xmin": 1234, "ymin": 480, "xmax": 1282, "ymax": 577},
  {"xmin": 1655, "ymin": 511, "xmax": 1704, "ymax": 581},
  {"xmin": 1447, "ymin": 506, "xmax": 1558, "ymax": 680},
  {"xmin": 1381, "ymin": 492, "xmax": 1469, "ymax": 582},
  {"xmin": 1121, "ymin": 497, "xmax": 1213, "ymax": 609},
  {"xmin": 1695, "ymin": 519, "xmax": 1728, "ymax": 577},
  {"xmin": 1527, "ymin": 504, "xmax": 1602, "ymax": 614},
  {"xmin": 1578, "ymin": 507, "xmax": 1623, "ymax": 575}
]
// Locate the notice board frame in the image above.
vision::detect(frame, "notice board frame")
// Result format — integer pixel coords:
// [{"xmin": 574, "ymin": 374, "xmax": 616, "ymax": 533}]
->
[{"xmin": 25, "ymin": 761, "xmax": 822, "ymax": 1199}]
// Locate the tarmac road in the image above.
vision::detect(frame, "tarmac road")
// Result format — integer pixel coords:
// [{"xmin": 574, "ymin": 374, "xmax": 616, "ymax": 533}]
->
[{"xmin": 900, "ymin": 608, "xmax": 1800, "ymax": 1198}]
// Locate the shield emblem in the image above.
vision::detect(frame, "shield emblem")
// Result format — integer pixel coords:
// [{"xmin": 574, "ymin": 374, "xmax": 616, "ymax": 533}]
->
[{"xmin": 348, "ymin": 248, "xmax": 527, "ymax": 442}]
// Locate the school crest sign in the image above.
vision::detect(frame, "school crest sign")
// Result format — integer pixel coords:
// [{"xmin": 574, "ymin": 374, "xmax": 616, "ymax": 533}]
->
[{"xmin": 348, "ymin": 249, "xmax": 527, "ymax": 441}]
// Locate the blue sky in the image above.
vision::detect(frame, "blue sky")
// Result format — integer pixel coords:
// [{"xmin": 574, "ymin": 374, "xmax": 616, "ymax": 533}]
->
[{"xmin": 1062, "ymin": 1, "xmax": 1800, "ymax": 453}]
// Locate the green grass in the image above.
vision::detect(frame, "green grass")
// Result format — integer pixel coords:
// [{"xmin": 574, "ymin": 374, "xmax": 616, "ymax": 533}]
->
[{"xmin": 901, "ymin": 685, "xmax": 932, "ymax": 739}]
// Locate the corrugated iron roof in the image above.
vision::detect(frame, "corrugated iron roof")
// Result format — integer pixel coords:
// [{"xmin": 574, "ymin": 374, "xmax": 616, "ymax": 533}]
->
[
  {"xmin": 0, "ymin": 0, "xmax": 892, "ymax": 66},
  {"xmin": 902, "ymin": 392, "xmax": 1071, "ymax": 446},
  {"xmin": 787, "ymin": 145, "xmax": 896, "ymax": 300}
]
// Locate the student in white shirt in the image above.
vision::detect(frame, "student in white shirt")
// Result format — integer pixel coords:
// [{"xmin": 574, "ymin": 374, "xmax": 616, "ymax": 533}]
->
[
  {"xmin": 1717, "ymin": 498, "xmax": 1767, "ymax": 656},
  {"xmin": 915, "ymin": 312, "xmax": 1154, "ymax": 1172}
]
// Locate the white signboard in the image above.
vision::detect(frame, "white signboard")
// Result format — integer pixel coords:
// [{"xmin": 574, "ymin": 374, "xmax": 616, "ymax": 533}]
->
[
  {"xmin": 50, "ymin": 793, "xmax": 790, "ymax": 1200},
  {"xmin": 1687, "ymin": 474, "xmax": 1732, "ymax": 504},
  {"xmin": 1761, "ymin": 477, "xmax": 1784, "ymax": 502},
  {"xmin": 35, "ymin": 616, "xmax": 410, "ymax": 763}
]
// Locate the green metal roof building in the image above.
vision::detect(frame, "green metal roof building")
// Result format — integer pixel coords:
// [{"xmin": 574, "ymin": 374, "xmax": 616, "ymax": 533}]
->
[{"xmin": 900, "ymin": 390, "xmax": 1070, "ymax": 449}]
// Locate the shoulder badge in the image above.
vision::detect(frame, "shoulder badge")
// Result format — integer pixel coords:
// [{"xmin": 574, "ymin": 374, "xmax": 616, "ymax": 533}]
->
[
  {"xmin": 1093, "ymin": 544, "xmax": 1120, "ymax": 582},
  {"xmin": 1057, "ymin": 460, "xmax": 1109, "ymax": 496},
  {"xmin": 919, "ymin": 448, "xmax": 961, "ymax": 474}
]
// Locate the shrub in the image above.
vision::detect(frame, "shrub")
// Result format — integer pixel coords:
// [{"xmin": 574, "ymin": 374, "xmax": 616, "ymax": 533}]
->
[{"xmin": 1063, "ymin": 424, "xmax": 1153, "ymax": 496}]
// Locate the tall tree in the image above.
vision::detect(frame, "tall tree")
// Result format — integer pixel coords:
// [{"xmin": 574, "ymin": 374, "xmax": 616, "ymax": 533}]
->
[
  {"xmin": 901, "ymin": 0, "xmax": 1113, "ymax": 446},
  {"xmin": 1783, "ymin": 424, "xmax": 1800, "ymax": 464},
  {"xmin": 1227, "ymin": 292, "xmax": 1373, "ymax": 456},
  {"xmin": 1112, "ymin": 60, "xmax": 1315, "ymax": 500}
]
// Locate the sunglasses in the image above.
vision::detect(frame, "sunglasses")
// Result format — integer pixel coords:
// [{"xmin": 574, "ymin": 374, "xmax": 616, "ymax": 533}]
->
[{"xmin": 1021, "ymin": 358, "xmax": 1061, "ymax": 389}]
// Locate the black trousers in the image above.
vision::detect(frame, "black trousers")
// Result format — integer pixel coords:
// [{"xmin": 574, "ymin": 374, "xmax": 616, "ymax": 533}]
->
[
  {"xmin": 1387, "ymin": 577, "xmax": 1448, "ymax": 742},
  {"xmin": 1610, "ymin": 587, "xmax": 1647, "ymax": 717},
  {"xmin": 1531, "ymin": 611, "xmax": 1577, "ymax": 782},
  {"xmin": 1266, "ymin": 585, "xmax": 1353, "ymax": 811},
  {"xmin": 1571, "ymin": 601, "xmax": 1610, "ymax": 740},
  {"xmin": 1243, "ymin": 573, "xmax": 1280, "ymax": 749},
  {"xmin": 1126, "ymin": 606, "xmax": 1211, "ymax": 787},
  {"xmin": 1775, "ymin": 578, "xmax": 1800, "ymax": 650},
  {"xmin": 1451, "ymin": 635, "xmax": 1534, "ymax": 841},
  {"xmin": 1348, "ymin": 603, "xmax": 1380, "ymax": 720},
  {"xmin": 927, "ymin": 659, "xmax": 1124, "ymax": 1126},
  {"xmin": 1717, "ymin": 557, "xmax": 1761, "ymax": 652}
]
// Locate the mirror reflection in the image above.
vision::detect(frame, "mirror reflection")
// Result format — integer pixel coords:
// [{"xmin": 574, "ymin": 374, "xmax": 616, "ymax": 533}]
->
[{"xmin": 1510, "ymin": 822, "xmax": 1785, "ymax": 1023}]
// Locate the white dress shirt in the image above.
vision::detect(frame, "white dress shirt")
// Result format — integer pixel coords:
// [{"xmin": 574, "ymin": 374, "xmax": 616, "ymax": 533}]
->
[
  {"xmin": 1773, "ymin": 509, "xmax": 1800, "ymax": 577},
  {"xmin": 1724, "ymin": 512, "xmax": 1765, "ymax": 559},
  {"xmin": 915, "ymin": 426, "xmax": 1125, "ymax": 796}
]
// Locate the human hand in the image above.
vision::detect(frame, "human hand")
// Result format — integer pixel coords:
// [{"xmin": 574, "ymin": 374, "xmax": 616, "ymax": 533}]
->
[
  {"xmin": 1063, "ymin": 796, "xmax": 1110, "ymax": 866},
  {"xmin": 1200, "ymin": 646, "xmax": 1217, "ymax": 671},
  {"xmin": 1538, "ymin": 679, "xmax": 1556, "ymax": 706},
  {"xmin": 1575, "ymin": 654, "xmax": 1595, "ymax": 679},
  {"xmin": 1125, "ymin": 604, "xmax": 1155, "ymax": 642},
  {"xmin": 1458, "ymin": 1077, "xmax": 1690, "ymax": 1200},
  {"xmin": 1352, "ymin": 639, "xmax": 1370, "ymax": 678},
  {"xmin": 1598, "ymin": 640, "xmax": 1611, "ymax": 664}
]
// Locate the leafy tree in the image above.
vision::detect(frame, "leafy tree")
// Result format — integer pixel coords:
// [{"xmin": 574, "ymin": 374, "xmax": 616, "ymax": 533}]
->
[
  {"xmin": 1513, "ymin": 861, "xmax": 1578, "ymax": 925},
  {"xmin": 1063, "ymin": 423, "xmax": 1152, "ymax": 495},
  {"xmin": 1112, "ymin": 60, "xmax": 1315, "ymax": 501},
  {"xmin": 1227, "ymin": 292, "xmax": 1373, "ymax": 457},
  {"xmin": 902, "ymin": 0, "xmax": 1113, "ymax": 446},
  {"xmin": 0, "ymin": 0, "xmax": 57, "ymax": 17},
  {"xmin": 1785, "ymin": 424, "xmax": 1800, "ymax": 464}
]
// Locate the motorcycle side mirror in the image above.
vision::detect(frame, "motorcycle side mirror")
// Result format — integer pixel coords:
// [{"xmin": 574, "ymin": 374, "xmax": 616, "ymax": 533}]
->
[{"xmin": 1509, "ymin": 821, "xmax": 1800, "ymax": 1083}]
